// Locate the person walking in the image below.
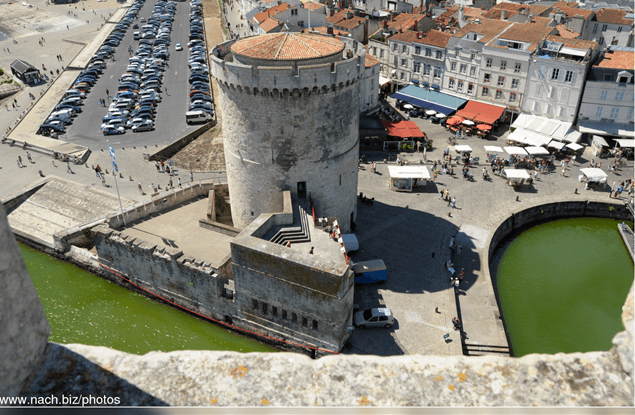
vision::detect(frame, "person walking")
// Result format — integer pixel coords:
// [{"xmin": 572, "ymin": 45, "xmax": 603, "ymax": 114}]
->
[
  {"xmin": 177, "ymin": 178, "xmax": 182, "ymax": 187},
  {"xmin": 66, "ymin": 162, "xmax": 72, "ymax": 173},
  {"xmin": 17, "ymin": 156, "xmax": 23, "ymax": 167},
  {"xmin": 26, "ymin": 151, "xmax": 32, "ymax": 163},
  {"xmin": 51, "ymin": 159, "xmax": 56, "ymax": 167},
  {"xmin": 190, "ymin": 171, "xmax": 194, "ymax": 182},
  {"xmin": 451, "ymin": 197, "xmax": 456, "ymax": 209},
  {"xmin": 138, "ymin": 182, "xmax": 144, "ymax": 194},
  {"xmin": 105, "ymin": 89, "xmax": 109, "ymax": 96},
  {"xmin": 168, "ymin": 177, "xmax": 173, "ymax": 189},
  {"xmin": 165, "ymin": 165, "xmax": 171, "ymax": 175},
  {"xmin": 155, "ymin": 161, "xmax": 160, "ymax": 172},
  {"xmin": 452, "ymin": 317, "xmax": 461, "ymax": 330},
  {"xmin": 101, "ymin": 176, "xmax": 106, "ymax": 187},
  {"xmin": 160, "ymin": 161, "xmax": 164, "ymax": 172}
]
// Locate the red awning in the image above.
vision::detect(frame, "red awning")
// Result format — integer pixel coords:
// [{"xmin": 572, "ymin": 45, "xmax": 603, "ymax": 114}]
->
[
  {"xmin": 463, "ymin": 100, "xmax": 505, "ymax": 121},
  {"xmin": 446, "ymin": 116, "xmax": 465, "ymax": 126},
  {"xmin": 474, "ymin": 113, "xmax": 499, "ymax": 125},
  {"xmin": 455, "ymin": 110, "xmax": 479, "ymax": 120},
  {"xmin": 477, "ymin": 124, "xmax": 493, "ymax": 131},
  {"xmin": 381, "ymin": 120, "xmax": 426, "ymax": 138}
]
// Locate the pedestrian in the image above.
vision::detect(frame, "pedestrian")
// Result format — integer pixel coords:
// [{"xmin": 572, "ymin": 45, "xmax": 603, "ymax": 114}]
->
[
  {"xmin": 17, "ymin": 156, "xmax": 22, "ymax": 167},
  {"xmin": 138, "ymin": 182, "xmax": 144, "ymax": 194},
  {"xmin": 155, "ymin": 161, "xmax": 160, "ymax": 171},
  {"xmin": 160, "ymin": 161, "xmax": 164, "ymax": 171},
  {"xmin": 456, "ymin": 242, "xmax": 462, "ymax": 256},
  {"xmin": 190, "ymin": 171, "xmax": 194, "ymax": 182},
  {"xmin": 101, "ymin": 176, "xmax": 106, "ymax": 187},
  {"xmin": 309, "ymin": 247, "xmax": 314, "ymax": 254},
  {"xmin": 440, "ymin": 189, "xmax": 445, "ymax": 200},
  {"xmin": 12, "ymin": 103, "xmax": 15, "ymax": 110},
  {"xmin": 452, "ymin": 197, "xmax": 456, "ymax": 209},
  {"xmin": 452, "ymin": 317, "xmax": 461, "ymax": 330},
  {"xmin": 56, "ymin": 69, "xmax": 59, "ymax": 75},
  {"xmin": 166, "ymin": 166, "xmax": 171, "ymax": 175},
  {"xmin": 164, "ymin": 86, "xmax": 168, "ymax": 94},
  {"xmin": 177, "ymin": 178, "xmax": 181, "ymax": 187},
  {"xmin": 105, "ymin": 89, "xmax": 109, "ymax": 96},
  {"xmin": 169, "ymin": 159, "xmax": 173, "ymax": 169},
  {"xmin": 286, "ymin": 241, "xmax": 291, "ymax": 248},
  {"xmin": 168, "ymin": 177, "xmax": 173, "ymax": 188},
  {"xmin": 447, "ymin": 194, "xmax": 452, "ymax": 207},
  {"xmin": 66, "ymin": 162, "xmax": 72, "ymax": 173},
  {"xmin": 51, "ymin": 159, "xmax": 56, "ymax": 167},
  {"xmin": 26, "ymin": 151, "xmax": 32, "ymax": 163}
]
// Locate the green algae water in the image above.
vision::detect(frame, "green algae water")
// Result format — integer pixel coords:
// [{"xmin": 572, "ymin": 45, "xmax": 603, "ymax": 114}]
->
[
  {"xmin": 496, "ymin": 218, "xmax": 634, "ymax": 357},
  {"xmin": 19, "ymin": 244, "xmax": 276, "ymax": 355}
]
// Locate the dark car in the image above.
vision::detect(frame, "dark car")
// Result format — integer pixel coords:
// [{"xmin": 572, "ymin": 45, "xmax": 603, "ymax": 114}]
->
[{"xmin": 37, "ymin": 123, "xmax": 66, "ymax": 135}]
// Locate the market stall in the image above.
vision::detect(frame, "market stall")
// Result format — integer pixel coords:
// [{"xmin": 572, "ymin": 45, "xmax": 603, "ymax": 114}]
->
[
  {"xmin": 387, "ymin": 166, "xmax": 430, "ymax": 192},
  {"xmin": 504, "ymin": 146, "xmax": 528, "ymax": 156},
  {"xmin": 579, "ymin": 168, "xmax": 608, "ymax": 188},
  {"xmin": 589, "ymin": 135, "xmax": 609, "ymax": 157},
  {"xmin": 503, "ymin": 169, "xmax": 532, "ymax": 187}
]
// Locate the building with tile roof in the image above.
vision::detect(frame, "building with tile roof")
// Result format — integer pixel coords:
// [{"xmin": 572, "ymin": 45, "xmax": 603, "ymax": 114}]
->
[
  {"xmin": 578, "ymin": 50, "xmax": 634, "ymax": 139},
  {"xmin": 586, "ymin": 8, "xmax": 634, "ymax": 48},
  {"xmin": 309, "ymin": 26, "xmax": 350, "ymax": 36},
  {"xmin": 329, "ymin": 10, "xmax": 368, "ymax": 43},
  {"xmin": 522, "ymin": 36, "xmax": 601, "ymax": 123},
  {"xmin": 361, "ymin": 47, "xmax": 381, "ymax": 112},
  {"xmin": 259, "ymin": 17, "xmax": 285, "ymax": 34},
  {"xmin": 548, "ymin": 2, "xmax": 597, "ymax": 41}
]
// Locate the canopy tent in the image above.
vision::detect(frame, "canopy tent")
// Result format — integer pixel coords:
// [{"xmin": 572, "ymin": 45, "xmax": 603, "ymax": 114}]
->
[
  {"xmin": 503, "ymin": 169, "xmax": 531, "ymax": 179},
  {"xmin": 507, "ymin": 130, "xmax": 527, "ymax": 144},
  {"xmin": 579, "ymin": 120, "xmax": 635, "ymax": 138},
  {"xmin": 387, "ymin": 165, "xmax": 430, "ymax": 192},
  {"xmin": 565, "ymin": 142, "xmax": 583, "ymax": 151},
  {"xmin": 547, "ymin": 140, "xmax": 566, "ymax": 150},
  {"xmin": 477, "ymin": 124, "xmax": 492, "ymax": 131},
  {"xmin": 484, "ymin": 146, "xmax": 503, "ymax": 152},
  {"xmin": 580, "ymin": 168, "xmax": 608, "ymax": 182},
  {"xmin": 526, "ymin": 146, "xmax": 550, "ymax": 155},
  {"xmin": 524, "ymin": 133, "xmax": 552, "ymax": 147},
  {"xmin": 614, "ymin": 139, "xmax": 635, "ymax": 148},
  {"xmin": 511, "ymin": 114, "xmax": 582, "ymax": 145},
  {"xmin": 381, "ymin": 121, "xmax": 426, "ymax": 138},
  {"xmin": 454, "ymin": 145, "xmax": 473, "ymax": 153},
  {"xmin": 456, "ymin": 100, "xmax": 506, "ymax": 125},
  {"xmin": 462, "ymin": 120, "xmax": 475, "ymax": 126},
  {"xmin": 379, "ymin": 76, "xmax": 391, "ymax": 86},
  {"xmin": 391, "ymin": 85, "xmax": 467, "ymax": 115},
  {"xmin": 504, "ymin": 146, "xmax": 528, "ymax": 155},
  {"xmin": 446, "ymin": 116, "xmax": 464, "ymax": 126}
]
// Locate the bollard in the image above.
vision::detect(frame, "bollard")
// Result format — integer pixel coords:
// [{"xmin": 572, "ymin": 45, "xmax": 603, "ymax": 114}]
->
[
  {"xmin": 122, "ymin": 148, "xmax": 124, "ymax": 150},
  {"xmin": 129, "ymin": 175, "xmax": 133, "ymax": 181},
  {"xmin": 38, "ymin": 170, "xmax": 44, "ymax": 177},
  {"xmin": 448, "ymin": 212, "xmax": 451, "ymax": 217},
  {"xmin": 119, "ymin": 173, "xmax": 123, "ymax": 178},
  {"xmin": 516, "ymin": 196, "xmax": 520, "ymax": 202},
  {"xmin": 575, "ymin": 188, "xmax": 578, "ymax": 194},
  {"xmin": 105, "ymin": 169, "xmax": 109, "ymax": 174}
]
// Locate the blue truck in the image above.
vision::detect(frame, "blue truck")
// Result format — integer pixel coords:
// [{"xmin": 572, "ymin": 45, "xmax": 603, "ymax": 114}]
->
[{"xmin": 352, "ymin": 260, "xmax": 387, "ymax": 284}]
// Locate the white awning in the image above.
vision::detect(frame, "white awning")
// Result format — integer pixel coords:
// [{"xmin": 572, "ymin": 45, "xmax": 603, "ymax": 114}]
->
[
  {"xmin": 504, "ymin": 146, "xmax": 528, "ymax": 155},
  {"xmin": 547, "ymin": 140, "xmax": 566, "ymax": 150},
  {"xmin": 387, "ymin": 165, "xmax": 431, "ymax": 179},
  {"xmin": 507, "ymin": 131, "xmax": 527, "ymax": 144},
  {"xmin": 526, "ymin": 146, "xmax": 550, "ymax": 155},
  {"xmin": 484, "ymin": 146, "xmax": 503, "ymax": 152},
  {"xmin": 593, "ymin": 135, "xmax": 610, "ymax": 147},
  {"xmin": 565, "ymin": 142, "xmax": 583, "ymax": 151},
  {"xmin": 580, "ymin": 168, "xmax": 608, "ymax": 181},
  {"xmin": 379, "ymin": 76, "xmax": 391, "ymax": 86},
  {"xmin": 614, "ymin": 139, "xmax": 635, "ymax": 148},
  {"xmin": 511, "ymin": 113, "xmax": 531, "ymax": 129},
  {"xmin": 560, "ymin": 46, "xmax": 587, "ymax": 57},
  {"xmin": 563, "ymin": 129, "xmax": 582, "ymax": 143},
  {"xmin": 504, "ymin": 169, "xmax": 531, "ymax": 179},
  {"xmin": 454, "ymin": 145, "xmax": 473, "ymax": 153},
  {"xmin": 524, "ymin": 132, "xmax": 552, "ymax": 147}
]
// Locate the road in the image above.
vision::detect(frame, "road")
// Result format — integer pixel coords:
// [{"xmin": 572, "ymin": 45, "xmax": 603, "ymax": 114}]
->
[{"xmin": 61, "ymin": 0, "xmax": 202, "ymax": 150}]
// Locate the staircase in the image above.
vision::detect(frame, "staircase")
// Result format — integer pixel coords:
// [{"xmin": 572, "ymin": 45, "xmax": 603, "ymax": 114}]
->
[{"xmin": 268, "ymin": 198, "xmax": 311, "ymax": 246}]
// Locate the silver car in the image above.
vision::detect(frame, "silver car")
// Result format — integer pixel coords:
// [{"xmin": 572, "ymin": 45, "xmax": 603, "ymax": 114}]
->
[{"xmin": 354, "ymin": 308, "xmax": 394, "ymax": 329}]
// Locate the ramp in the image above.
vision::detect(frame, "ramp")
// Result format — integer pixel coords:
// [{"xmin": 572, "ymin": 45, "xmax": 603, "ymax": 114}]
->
[{"xmin": 7, "ymin": 177, "xmax": 134, "ymax": 246}]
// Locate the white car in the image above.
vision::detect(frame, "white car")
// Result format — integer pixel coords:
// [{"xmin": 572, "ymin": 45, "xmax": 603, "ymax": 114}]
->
[
  {"xmin": 102, "ymin": 126, "xmax": 125, "ymax": 135},
  {"xmin": 101, "ymin": 119, "xmax": 126, "ymax": 130},
  {"xmin": 175, "ymin": 42, "xmax": 182, "ymax": 51},
  {"xmin": 354, "ymin": 308, "xmax": 394, "ymax": 329}
]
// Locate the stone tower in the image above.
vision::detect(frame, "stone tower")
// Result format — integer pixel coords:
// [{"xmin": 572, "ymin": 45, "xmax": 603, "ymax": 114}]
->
[{"xmin": 210, "ymin": 33, "xmax": 364, "ymax": 232}]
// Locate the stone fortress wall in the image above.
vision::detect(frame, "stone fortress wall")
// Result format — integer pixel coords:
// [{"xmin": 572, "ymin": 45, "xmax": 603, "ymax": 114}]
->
[{"xmin": 210, "ymin": 36, "xmax": 368, "ymax": 232}]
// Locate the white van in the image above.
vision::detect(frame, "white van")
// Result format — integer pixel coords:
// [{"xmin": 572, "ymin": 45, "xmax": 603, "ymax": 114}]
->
[
  {"xmin": 186, "ymin": 110, "xmax": 212, "ymax": 124},
  {"xmin": 52, "ymin": 108, "xmax": 76, "ymax": 118},
  {"xmin": 133, "ymin": 31, "xmax": 141, "ymax": 40},
  {"xmin": 64, "ymin": 89, "xmax": 85, "ymax": 99},
  {"xmin": 49, "ymin": 111, "xmax": 72, "ymax": 122}
]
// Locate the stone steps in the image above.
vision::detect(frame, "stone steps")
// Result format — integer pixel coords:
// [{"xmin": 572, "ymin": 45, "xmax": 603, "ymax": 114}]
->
[
  {"xmin": 8, "ymin": 216, "xmax": 56, "ymax": 245},
  {"xmin": 269, "ymin": 199, "xmax": 312, "ymax": 245}
]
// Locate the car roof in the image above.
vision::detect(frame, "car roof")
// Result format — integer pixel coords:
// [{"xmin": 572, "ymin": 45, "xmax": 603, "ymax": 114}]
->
[{"xmin": 372, "ymin": 308, "xmax": 392, "ymax": 317}]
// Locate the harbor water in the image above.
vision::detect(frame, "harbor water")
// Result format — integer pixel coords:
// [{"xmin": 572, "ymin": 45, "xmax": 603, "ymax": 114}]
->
[
  {"xmin": 496, "ymin": 218, "xmax": 634, "ymax": 357},
  {"xmin": 20, "ymin": 244, "xmax": 276, "ymax": 355}
]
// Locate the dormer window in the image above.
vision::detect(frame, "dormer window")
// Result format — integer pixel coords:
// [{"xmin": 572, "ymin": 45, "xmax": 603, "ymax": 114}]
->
[{"xmin": 617, "ymin": 71, "xmax": 632, "ymax": 84}]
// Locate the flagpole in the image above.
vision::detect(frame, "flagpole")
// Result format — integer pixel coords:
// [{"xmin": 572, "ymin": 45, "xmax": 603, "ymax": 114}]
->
[{"xmin": 113, "ymin": 171, "xmax": 127, "ymax": 227}]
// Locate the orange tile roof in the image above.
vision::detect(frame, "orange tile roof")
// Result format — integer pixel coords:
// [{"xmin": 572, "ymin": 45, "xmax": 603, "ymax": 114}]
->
[
  {"xmin": 260, "ymin": 17, "xmax": 282, "ymax": 33},
  {"xmin": 416, "ymin": 29, "xmax": 452, "ymax": 48},
  {"xmin": 595, "ymin": 8, "xmax": 634, "ymax": 26},
  {"xmin": 334, "ymin": 16, "xmax": 366, "ymax": 30},
  {"xmin": 546, "ymin": 35, "xmax": 597, "ymax": 50},
  {"xmin": 462, "ymin": 7, "xmax": 486, "ymax": 18},
  {"xmin": 327, "ymin": 8, "xmax": 354, "ymax": 24},
  {"xmin": 253, "ymin": 3, "xmax": 290, "ymax": 24},
  {"xmin": 551, "ymin": 5, "xmax": 594, "ymax": 19},
  {"xmin": 436, "ymin": 6, "xmax": 459, "ymax": 27},
  {"xmin": 492, "ymin": 20, "xmax": 553, "ymax": 52},
  {"xmin": 305, "ymin": 2, "xmax": 325, "ymax": 11},
  {"xmin": 483, "ymin": 9, "xmax": 519, "ymax": 20},
  {"xmin": 365, "ymin": 52, "xmax": 380, "ymax": 68},
  {"xmin": 232, "ymin": 33, "xmax": 345, "ymax": 61},
  {"xmin": 389, "ymin": 30, "xmax": 420, "ymax": 44},
  {"xmin": 492, "ymin": 2, "xmax": 552, "ymax": 16},
  {"xmin": 310, "ymin": 26, "xmax": 350, "ymax": 36},
  {"xmin": 387, "ymin": 13, "xmax": 423, "ymax": 31},
  {"xmin": 555, "ymin": 24, "xmax": 580, "ymax": 39},
  {"xmin": 452, "ymin": 19, "xmax": 514, "ymax": 44},
  {"xmin": 595, "ymin": 51, "xmax": 635, "ymax": 70}
]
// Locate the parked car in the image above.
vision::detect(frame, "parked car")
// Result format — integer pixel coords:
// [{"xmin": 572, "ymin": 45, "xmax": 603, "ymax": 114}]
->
[
  {"xmin": 353, "ymin": 308, "xmax": 394, "ymax": 329},
  {"xmin": 132, "ymin": 122, "xmax": 154, "ymax": 132},
  {"xmin": 175, "ymin": 42, "xmax": 182, "ymax": 51},
  {"xmin": 103, "ymin": 126, "xmax": 125, "ymax": 135},
  {"xmin": 351, "ymin": 259, "xmax": 387, "ymax": 284}
]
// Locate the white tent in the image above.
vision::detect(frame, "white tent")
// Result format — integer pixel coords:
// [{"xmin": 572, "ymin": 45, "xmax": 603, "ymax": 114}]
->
[
  {"xmin": 454, "ymin": 145, "xmax": 473, "ymax": 153},
  {"xmin": 565, "ymin": 142, "xmax": 583, "ymax": 151},
  {"xmin": 614, "ymin": 139, "xmax": 635, "ymax": 148},
  {"xmin": 580, "ymin": 168, "xmax": 608, "ymax": 182},
  {"xmin": 484, "ymin": 146, "xmax": 503, "ymax": 152},
  {"xmin": 503, "ymin": 169, "xmax": 531, "ymax": 179},
  {"xmin": 387, "ymin": 166, "xmax": 430, "ymax": 192},
  {"xmin": 504, "ymin": 146, "xmax": 528, "ymax": 155},
  {"xmin": 507, "ymin": 131, "xmax": 527, "ymax": 144},
  {"xmin": 526, "ymin": 146, "xmax": 550, "ymax": 155},
  {"xmin": 547, "ymin": 140, "xmax": 566, "ymax": 150}
]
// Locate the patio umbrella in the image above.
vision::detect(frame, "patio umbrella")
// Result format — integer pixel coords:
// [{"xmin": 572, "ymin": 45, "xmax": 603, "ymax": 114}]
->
[
  {"xmin": 476, "ymin": 124, "xmax": 492, "ymax": 131},
  {"xmin": 462, "ymin": 120, "xmax": 475, "ymax": 126},
  {"xmin": 436, "ymin": 113, "xmax": 447, "ymax": 118},
  {"xmin": 425, "ymin": 110, "xmax": 437, "ymax": 115},
  {"xmin": 403, "ymin": 104, "xmax": 414, "ymax": 110},
  {"xmin": 446, "ymin": 116, "xmax": 464, "ymax": 126}
]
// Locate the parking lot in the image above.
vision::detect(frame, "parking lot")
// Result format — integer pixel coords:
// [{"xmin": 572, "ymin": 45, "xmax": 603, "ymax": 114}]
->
[{"xmin": 45, "ymin": 0, "xmax": 210, "ymax": 149}]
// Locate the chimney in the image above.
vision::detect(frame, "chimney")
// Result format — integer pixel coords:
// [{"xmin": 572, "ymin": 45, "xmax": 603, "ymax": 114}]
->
[
  {"xmin": 328, "ymin": 26, "xmax": 334, "ymax": 35},
  {"xmin": 391, "ymin": 13, "xmax": 395, "ymax": 21},
  {"xmin": 399, "ymin": 28, "xmax": 403, "ymax": 33},
  {"xmin": 383, "ymin": 20, "xmax": 388, "ymax": 28},
  {"xmin": 418, "ymin": 32, "xmax": 423, "ymax": 39},
  {"xmin": 501, "ymin": 10, "xmax": 507, "ymax": 20},
  {"xmin": 345, "ymin": 11, "xmax": 353, "ymax": 19}
]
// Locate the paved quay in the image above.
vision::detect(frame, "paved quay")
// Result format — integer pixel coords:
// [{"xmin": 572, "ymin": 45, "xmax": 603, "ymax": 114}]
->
[{"xmin": 1, "ymin": 0, "xmax": 633, "ymax": 359}]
